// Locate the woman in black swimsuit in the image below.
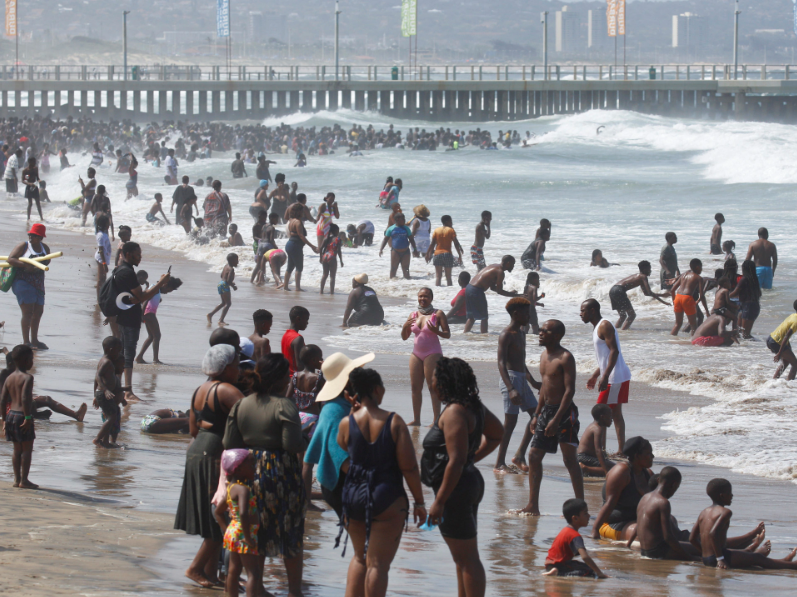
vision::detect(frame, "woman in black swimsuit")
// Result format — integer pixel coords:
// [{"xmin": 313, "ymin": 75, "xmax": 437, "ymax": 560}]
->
[
  {"xmin": 591, "ymin": 436, "xmax": 654, "ymax": 541},
  {"xmin": 422, "ymin": 357, "xmax": 503, "ymax": 597},
  {"xmin": 337, "ymin": 367, "xmax": 426, "ymax": 597},
  {"xmin": 174, "ymin": 345, "xmax": 244, "ymax": 589}
]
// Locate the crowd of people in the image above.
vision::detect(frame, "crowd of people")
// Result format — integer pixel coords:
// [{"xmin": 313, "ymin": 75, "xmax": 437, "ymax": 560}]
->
[{"xmin": 2, "ymin": 114, "xmax": 797, "ymax": 595}]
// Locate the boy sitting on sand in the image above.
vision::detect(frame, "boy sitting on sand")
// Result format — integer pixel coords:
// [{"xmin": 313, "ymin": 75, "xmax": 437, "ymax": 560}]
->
[
  {"xmin": 577, "ymin": 404, "xmax": 615, "ymax": 478},
  {"xmin": 227, "ymin": 223, "xmax": 245, "ymax": 247},
  {"xmin": 543, "ymin": 498, "xmax": 607, "ymax": 578},
  {"xmin": 94, "ymin": 336, "xmax": 127, "ymax": 448},
  {"xmin": 689, "ymin": 478, "xmax": 797, "ymax": 569},
  {"xmin": 208, "ymin": 253, "xmax": 238, "ymax": 327},
  {"xmin": 0, "ymin": 345, "xmax": 39, "ymax": 488},
  {"xmin": 146, "ymin": 193, "xmax": 170, "ymax": 225}
]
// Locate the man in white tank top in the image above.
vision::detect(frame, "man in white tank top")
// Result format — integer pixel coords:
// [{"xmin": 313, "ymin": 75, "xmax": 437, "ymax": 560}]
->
[{"xmin": 580, "ymin": 299, "xmax": 632, "ymax": 453}]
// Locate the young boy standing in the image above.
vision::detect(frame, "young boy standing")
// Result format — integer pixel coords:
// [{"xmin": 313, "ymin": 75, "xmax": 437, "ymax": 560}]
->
[
  {"xmin": 543, "ymin": 498, "xmax": 607, "ymax": 578},
  {"xmin": 281, "ymin": 306, "xmax": 309, "ymax": 374},
  {"xmin": 710, "ymin": 213, "xmax": 725, "ymax": 255},
  {"xmin": 207, "ymin": 253, "xmax": 238, "ymax": 326},
  {"xmin": 690, "ymin": 478, "xmax": 797, "ymax": 569},
  {"xmin": 576, "ymin": 404, "xmax": 615, "ymax": 477},
  {"xmin": 0, "ymin": 345, "xmax": 39, "ymax": 488},
  {"xmin": 248, "ymin": 309, "xmax": 273, "ymax": 360},
  {"xmin": 94, "ymin": 336, "xmax": 126, "ymax": 448},
  {"xmin": 470, "ymin": 210, "xmax": 491, "ymax": 271},
  {"xmin": 495, "ymin": 297, "xmax": 540, "ymax": 473}
]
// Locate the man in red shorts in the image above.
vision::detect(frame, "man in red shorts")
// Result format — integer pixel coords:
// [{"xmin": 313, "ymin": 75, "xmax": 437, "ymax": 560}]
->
[
  {"xmin": 580, "ymin": 299, "xmax": 632, "ymax": 454},
  {"xmin": 669, "ymin": 258, "xmax": 710, "ymax": 336}
]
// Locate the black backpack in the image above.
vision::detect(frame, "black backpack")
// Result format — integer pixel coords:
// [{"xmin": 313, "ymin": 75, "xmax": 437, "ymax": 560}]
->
[{"xmin": 98, "ymin": 270, "xmax": 120, "ymax": 316}]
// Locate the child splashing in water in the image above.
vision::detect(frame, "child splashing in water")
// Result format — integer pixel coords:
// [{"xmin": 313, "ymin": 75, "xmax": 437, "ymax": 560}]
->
[
  {"xmin": 214, "ymin": 449, "xmax": 260, "ymax": 597},
  {"xmin": 319, "ymin": 223, "xmax": 344, "ymax": 294}
]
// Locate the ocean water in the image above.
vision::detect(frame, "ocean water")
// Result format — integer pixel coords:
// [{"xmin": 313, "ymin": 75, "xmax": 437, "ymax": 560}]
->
[{"xmin": 38, "ymin": 108, "xmax": 797, "ymax": 485}]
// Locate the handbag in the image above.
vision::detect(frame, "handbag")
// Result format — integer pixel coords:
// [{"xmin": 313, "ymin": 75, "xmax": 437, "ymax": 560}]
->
[{"xmin": 0, "ymin": 266, "xmax": 16, "ymax": 292}]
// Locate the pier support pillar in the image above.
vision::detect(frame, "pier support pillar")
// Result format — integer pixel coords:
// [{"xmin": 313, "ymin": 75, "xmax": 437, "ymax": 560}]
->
[
  {"xmin": 198, "ymin": 91, "xmax": 208, "ymax": 118},
  {"xmin": 301, "ymin": 90, "xmax": 313, "ymax": 112},
  {"xmin": 185, "ymin": 90, "xmax": 194, "ymax": 119}
]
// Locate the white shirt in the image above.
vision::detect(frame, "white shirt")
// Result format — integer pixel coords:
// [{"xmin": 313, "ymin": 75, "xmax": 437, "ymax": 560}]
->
[
  {"xmin": 5, "ymin": 153, "xmax": 18, "ymax": 180},
  {"xmin": 593, "ymin": 319, "xmax": 632, "ymax": 384},
  {"xmin": 165, "ymin": 155, "xmax": 178, "ymax": 179}
]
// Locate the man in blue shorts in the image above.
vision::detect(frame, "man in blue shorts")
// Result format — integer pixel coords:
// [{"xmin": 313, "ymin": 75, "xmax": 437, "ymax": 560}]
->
[{"xmin": 746, "ymin": 227, "xmax": 777, "ymax": 289}]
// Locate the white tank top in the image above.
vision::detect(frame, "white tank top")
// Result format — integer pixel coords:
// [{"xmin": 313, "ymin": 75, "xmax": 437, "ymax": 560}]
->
[
  {"xmin": 593, "ymin": 319, "xmax": 632, "ymax": 384},
  {"xmin": 24, "ymin": 241, "xmax": 46, "ymax": 259},
  {"xmin": 414, "ymin": 218, "xmax": 431, "ymax": 242}
]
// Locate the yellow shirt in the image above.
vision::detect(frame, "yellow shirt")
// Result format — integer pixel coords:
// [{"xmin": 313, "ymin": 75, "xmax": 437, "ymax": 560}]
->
[
  {"xmin": 771, "ymin": 314, "xmax": 797, "ymax": 345},
  {"xmin": 432, "ymin": 226, "xmax": 457, "ymax": 255}
]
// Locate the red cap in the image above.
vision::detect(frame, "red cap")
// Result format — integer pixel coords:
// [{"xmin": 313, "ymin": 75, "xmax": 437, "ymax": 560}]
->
[{"xmin": 28, "ymin": 223, "xmax": 46, "ymax": 238}]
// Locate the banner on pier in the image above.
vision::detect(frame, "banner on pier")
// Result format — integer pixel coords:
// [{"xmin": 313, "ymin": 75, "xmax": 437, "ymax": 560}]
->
[
  {"xmin": 216, "ymin": 0, "xmax": 230, "ymax": 38},
  {"xmin": 401, "ymin": 0, "xmax": 417, "ymax": 37},
  {"xmin": 794, "ymin": 0, "xmax": 797, "ymax": 36},
  {"xmin": 5, "ymin": 0, "xmax": 16, "ymax": 37},
  {"xmin": 606, "ymin": 0, "xmax": 617, "ymax": 37},
  {"xmin": 617, "ymin": 0, "xmax": 626, "ymax": 36}
]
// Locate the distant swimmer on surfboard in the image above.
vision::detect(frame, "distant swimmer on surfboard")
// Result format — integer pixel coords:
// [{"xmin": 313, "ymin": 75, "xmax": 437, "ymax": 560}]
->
[{"xmin": 597, "ymin": 126, "xmax": 605, "ymax": 135}]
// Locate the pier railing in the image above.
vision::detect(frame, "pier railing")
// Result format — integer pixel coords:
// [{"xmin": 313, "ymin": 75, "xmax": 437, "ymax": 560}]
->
[{"xmin": 1, "ymin": 64, "xmax": 795, "ymax": 83}]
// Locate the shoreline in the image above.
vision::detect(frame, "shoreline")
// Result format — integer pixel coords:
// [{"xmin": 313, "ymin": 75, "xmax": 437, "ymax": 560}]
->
[{"xmin": 2, "ymin": 200, "xmax": 797, "ymax": 595}]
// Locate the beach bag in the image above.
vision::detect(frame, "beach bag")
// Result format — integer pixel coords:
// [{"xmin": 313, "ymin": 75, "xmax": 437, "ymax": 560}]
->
[
  {"xmin": 98, "ymin": 270, "xmax": 120, "ymax": 316},
  {"xmin": 0, "ymin": 266, "xmax": 15, "ymax": 292}
]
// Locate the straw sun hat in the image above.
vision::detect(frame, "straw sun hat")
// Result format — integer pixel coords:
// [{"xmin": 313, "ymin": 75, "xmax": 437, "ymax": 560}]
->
[
  {"xmin": 315, "ymin": 352, "xmax": 375, "ymax": 402},
  {"xmin": 413, "ymin": 204, "xmax": 430, "ymax": 218}
]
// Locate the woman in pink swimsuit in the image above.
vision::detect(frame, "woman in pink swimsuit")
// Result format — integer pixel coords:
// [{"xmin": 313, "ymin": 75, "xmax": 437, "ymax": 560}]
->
[{"xmin": 401, "ymin": 287, "xmax": 450, "ymax": 425}]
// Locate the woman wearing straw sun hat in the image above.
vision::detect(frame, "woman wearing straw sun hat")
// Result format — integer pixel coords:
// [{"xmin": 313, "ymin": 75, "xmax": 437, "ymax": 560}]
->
[
  {"xmin": 409, "ymin": 204, "xmax": 431, "ymax": 257},
  {"xmin": 5, "ymin": 223, "xmax": 51, "ymax": 349},
  {"xmin": 303, "ymin": 351, "xmax": 375, "ymax": 516},
  {"xmin": 342, "ymin": 274, "xmax": 384, "ymax": 327}
]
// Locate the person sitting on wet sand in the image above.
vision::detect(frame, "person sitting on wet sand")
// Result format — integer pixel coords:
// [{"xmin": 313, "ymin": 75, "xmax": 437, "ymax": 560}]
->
[
  {"xmin": 590, "ymin": 249, "xmax": 618, "ymax": 268},
  {"xmin": 711, "ymin": 275, "xmax": 739, "ymax": 323},
  {"xmin": 140, "ymin": 409, "xmax": 189, "ymax": 434},
  {"xmin": 689, "ymin": 478, "xmax": 797, "ymax": 570},
  {"xmin": 576, "ymin": 404, "xmax": 615, "ymax": 478},
  {"xmin": 543, "ymin": 498, "xmax": 607, "ymax": 578},
  {"xmin": 591, "ymin": 436, "xmax": 653, "ymax": 540},
  {"xmin": 1, "ymin": 352, "xmax": 87, "ymax": 422},
  {"xmin": 692, "ymin": 312, "xmax": 739, "ymax": 347},
  {"xmin": 608, "ymin": 261, "xmax": 671, "ymax": 330},
  {"xmin": 0, "ymin": 345, "xmax": 40, "ymax": 488},
  {"xmin": 629, "ymin": 466, "xmax": 698, "ymax": 560},
  {"xmin": 342, "ymin": 274, "xmax": 384, "ymax": 328}
]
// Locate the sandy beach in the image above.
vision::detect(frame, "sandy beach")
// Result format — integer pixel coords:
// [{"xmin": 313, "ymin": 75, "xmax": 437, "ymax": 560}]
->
[{"xmin": 2, "ymin": 198, "xmax": 797, "ymax": 597}]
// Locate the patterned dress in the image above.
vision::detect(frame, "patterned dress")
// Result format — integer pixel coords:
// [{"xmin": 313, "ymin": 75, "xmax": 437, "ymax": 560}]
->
[{"xmin": 223, "ymin": 482, "xmax": 259, "ymax": 555}]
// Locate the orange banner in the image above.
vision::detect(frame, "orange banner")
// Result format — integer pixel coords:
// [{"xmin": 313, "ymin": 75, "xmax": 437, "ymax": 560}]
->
[
  {"xmin": 617, "ymin": 0, "xmax": 626, "ymax": 36},
  {"xmin": 5, "ymin": 0, "xmax": 16, "ymax": 37},
  {"xmin": 606, "ymin": 0, "xmax": 617, "ymax": 38}
]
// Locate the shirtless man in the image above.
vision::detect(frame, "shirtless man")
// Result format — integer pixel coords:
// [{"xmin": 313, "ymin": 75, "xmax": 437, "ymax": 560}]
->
[
  {"xmin": 630, "ymin": 467, "xmax": 698, "ymax": 560},
  {"xmin": 670, "ymin": 259, "xmax": 709, "ymax": 336},
  {"xmin": 710, "ymin": 276, "xmax": 738, "ymax": 321},
  {"xmin": 607, "ymin": 261, "xmax": 670, "ymax": 330},
  {"xmin": 470, "ymin": 210, "xmax": 491, "ymax": 271},
  {"xmin": 248, "ymin": 309, "xmax": 272, "ymax": 360},
  {"xmin": 710, "ymin": 213, "xmax": 725, "ymax": 255},
  {"xmin": 691, "ymin": 313, "xmax": 739, "ymax": 347},
  {"xmin": 495, "ymin": 298, "xmax": 541, "ymax": 473},
  {"xmin": 463, "ymin": 255, "xmax": 519, "ymax": 334},
  {"xmin": 520, "ymin": 320, "xmax": 583, "ymax": 515},
  {"xmin": 745, "ymin": 227, "xmax": 777, "ymax": 289}
]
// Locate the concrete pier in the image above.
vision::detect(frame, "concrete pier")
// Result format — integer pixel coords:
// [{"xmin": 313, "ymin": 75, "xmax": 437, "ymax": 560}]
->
[{"xmin": 0, "ymin": 79, "xmax": 795, "ymax": 123}]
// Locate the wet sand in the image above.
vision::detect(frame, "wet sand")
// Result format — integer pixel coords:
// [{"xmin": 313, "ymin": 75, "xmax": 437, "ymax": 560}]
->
[{"xmin": 1, "ymin": 201, "xmax": 797, "ymax": 595}]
